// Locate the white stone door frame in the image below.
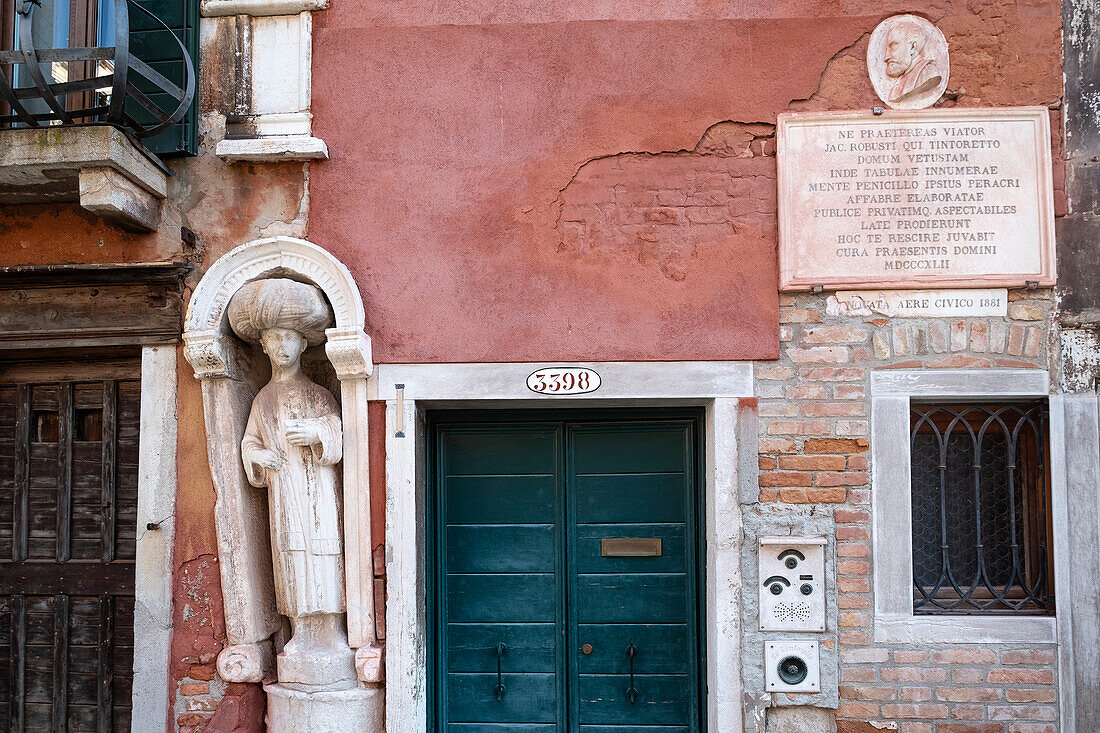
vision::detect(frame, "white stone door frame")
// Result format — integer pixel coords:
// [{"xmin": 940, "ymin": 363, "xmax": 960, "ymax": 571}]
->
[
  {"xmin": 131, "ymin": 345, "xmax": 178, "ymax": 733},
  {"xmin": 373, "ymin": 361, "xmax": 754, "ymax": 733},
  {"xmin": 183, "ymin": 236, "xmax": 381, "ymax": 683}
]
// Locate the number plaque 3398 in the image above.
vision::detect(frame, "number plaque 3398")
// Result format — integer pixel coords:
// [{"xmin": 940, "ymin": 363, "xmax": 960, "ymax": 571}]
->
[{"xmin": 526, "ymin": 367, "xmax": 601, "ymax": 395}]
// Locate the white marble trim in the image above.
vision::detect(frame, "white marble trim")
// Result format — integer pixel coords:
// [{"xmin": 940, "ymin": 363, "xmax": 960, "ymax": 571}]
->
[
  {"xmin": 130, "ymin": 346, "xmax": 178, "ymax": 733},
  {"xmin": 372, "ymin": 361, "xmax": 754, "ymax": 401},
  {"xmin": 870, "ymin": 369, "xmax": 1065, "ymax": 644},
  {"xmin": 382, "ymin": 361, "xmax": 753, "ymax": 733},
  {"xmin": 201, "ymin": 0, "xmax": 327, "ymax": 17}
]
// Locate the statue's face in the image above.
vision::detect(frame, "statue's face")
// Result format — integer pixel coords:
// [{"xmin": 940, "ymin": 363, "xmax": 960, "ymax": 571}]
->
[
  {"xmin": 884, "ymin": 28, "xmax": 918, "ymax": 78},
  {"xmin": 261, "ymin": 327, "xmax": 307, "ymax": 368}
]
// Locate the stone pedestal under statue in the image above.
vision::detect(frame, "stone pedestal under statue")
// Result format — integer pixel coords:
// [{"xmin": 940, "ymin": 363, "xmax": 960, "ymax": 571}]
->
[{"xmin": 265, "ymin": 683, "xmax": 384, "ymax": 732}]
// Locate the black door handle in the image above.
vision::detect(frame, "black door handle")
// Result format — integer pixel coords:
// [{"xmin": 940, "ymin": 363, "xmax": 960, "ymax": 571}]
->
[
  {"xmin": 494, "ymin": 642, "xmax": 508, "ymax": 701},
  {"xmin": 625, "ymin": 644, "xmax": 638, "ymax": 704}
]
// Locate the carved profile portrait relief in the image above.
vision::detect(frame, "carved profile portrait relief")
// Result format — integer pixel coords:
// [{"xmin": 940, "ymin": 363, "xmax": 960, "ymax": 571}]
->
[{"xmin": 867, "ymin": 14, "xmax": 949, "ymax": 110}]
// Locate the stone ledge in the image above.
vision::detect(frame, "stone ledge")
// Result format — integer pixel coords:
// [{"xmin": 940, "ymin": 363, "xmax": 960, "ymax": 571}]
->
[
  {"xmin": 216, "ymin": 135, "xmax": 329, "ymax": 162},
  {"xmin": 0, "ymin": 126, "xmax": 167, "ymax": 231},
  {"xmin": 201, "ymin": 0, "xmax": 327, "ymax": 16}
]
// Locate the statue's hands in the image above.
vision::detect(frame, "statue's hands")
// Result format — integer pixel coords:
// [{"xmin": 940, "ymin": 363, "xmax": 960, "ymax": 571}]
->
[
  {"xmin": 253, "ymin": 449, "xmax": 285, "ymax": 472},
  {"xmin": 285, "ymin": 419, "xmax": 321, "ymax": 448}
]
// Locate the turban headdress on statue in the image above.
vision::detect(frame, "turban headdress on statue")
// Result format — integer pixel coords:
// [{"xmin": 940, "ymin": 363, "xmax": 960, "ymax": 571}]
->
[{"xmin": 227, "ymin": 278, "xmax": 334, "ymax": 346}]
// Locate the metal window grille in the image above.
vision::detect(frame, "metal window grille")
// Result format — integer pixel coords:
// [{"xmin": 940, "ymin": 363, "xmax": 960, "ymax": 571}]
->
[{"xmin": 910, "ymin": 401, "xmax": 1054, "ymax": 615}]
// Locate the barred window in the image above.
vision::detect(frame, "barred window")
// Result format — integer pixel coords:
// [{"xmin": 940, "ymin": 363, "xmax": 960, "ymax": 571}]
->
[{"xmin": 910, "ymin": 401, "xmax": 1054, "ymax": 615}]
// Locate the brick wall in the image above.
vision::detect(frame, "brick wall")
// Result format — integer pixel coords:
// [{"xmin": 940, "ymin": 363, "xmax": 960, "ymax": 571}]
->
[{"xmin": 755, "ymin": 289, "xmax": 1059, "ymax": 732}]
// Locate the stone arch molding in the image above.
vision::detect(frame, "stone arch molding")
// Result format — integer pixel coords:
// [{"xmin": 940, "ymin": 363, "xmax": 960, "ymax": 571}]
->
[
  {"xmin": 183, "ymin": 236, "xmax": 384, "ymax": 696},
  {"xmin": 184, "ymin": 236, "xmax": 372, "ymax": 380}
]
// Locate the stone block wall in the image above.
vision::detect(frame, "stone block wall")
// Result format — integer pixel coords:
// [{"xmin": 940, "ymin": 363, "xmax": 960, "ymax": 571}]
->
[{"xmin": 752, "ymin": 289, "xmax": 1059, "ymax": 733}]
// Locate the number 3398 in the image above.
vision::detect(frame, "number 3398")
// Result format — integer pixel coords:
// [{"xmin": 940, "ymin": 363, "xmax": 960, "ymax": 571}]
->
[{"xmin": 526, "ymin": 367, "xmax": 601, "ymax": 395}]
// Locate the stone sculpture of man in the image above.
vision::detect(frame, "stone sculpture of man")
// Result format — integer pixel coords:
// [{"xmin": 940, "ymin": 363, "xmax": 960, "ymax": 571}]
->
[
  {"xmin": 882, "ymin": 19, "xmax": 944, "ymax": 105},
  {"xmin": 228, "ymin": 278, "xmax": 355, "ymax": 689}
]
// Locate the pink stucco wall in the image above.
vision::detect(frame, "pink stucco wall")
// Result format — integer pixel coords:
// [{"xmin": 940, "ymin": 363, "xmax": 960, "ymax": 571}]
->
[{"xmin": 306, "ymin": 7, "xmax": 901, "ymax": 361}]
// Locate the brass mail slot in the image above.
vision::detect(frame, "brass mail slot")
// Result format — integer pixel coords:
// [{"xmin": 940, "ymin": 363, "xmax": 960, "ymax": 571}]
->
[{"xmin": 601, "ymin": 537, "xmax": 662, "ymax": 557}]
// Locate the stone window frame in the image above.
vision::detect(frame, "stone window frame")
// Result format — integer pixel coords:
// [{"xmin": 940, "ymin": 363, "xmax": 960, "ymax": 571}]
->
[
  {"xmin": 374, "ymin": 361, "xmax": 755, "ymax": 733},
  {"xmin": 870, "ymin": 369, "xmax": 1068, "ymax": 645}
]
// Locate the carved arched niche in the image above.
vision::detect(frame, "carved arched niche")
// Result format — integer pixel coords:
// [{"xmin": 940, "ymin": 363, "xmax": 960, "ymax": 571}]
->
[{"xmin": 183, "ymin": 236, "xmax": 382, "ymax": 685}]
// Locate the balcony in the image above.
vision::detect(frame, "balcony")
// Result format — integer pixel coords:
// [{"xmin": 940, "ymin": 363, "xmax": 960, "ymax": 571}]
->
[{"xmin": 0, "ymin": 0, "xmax": 196, "ymax": 230}]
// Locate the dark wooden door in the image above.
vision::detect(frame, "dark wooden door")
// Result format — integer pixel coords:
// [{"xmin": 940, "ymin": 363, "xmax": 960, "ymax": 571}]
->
[
  {"xmin": 0, "ymin": 360, "xmax": 140, "ymax": 732},
  {"xmin": 432, "ymin": 413, "xmax": 703, "ymax": 733}
]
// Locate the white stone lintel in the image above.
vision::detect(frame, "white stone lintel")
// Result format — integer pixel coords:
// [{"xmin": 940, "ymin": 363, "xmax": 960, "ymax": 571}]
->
[
  {"xmin": 372, "ymin": 361, "xmax": 755, "ymax": 402},
  {"xmin": 201, "ymin": 0, "xmax": 327, "ymax": 16},
  {"xmin": 216, "ymin": 135, "xmax": 329, "ymax": 162}
]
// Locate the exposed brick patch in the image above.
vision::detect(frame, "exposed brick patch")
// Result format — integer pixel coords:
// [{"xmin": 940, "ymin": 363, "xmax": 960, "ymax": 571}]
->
[
  {"xmin": 1000, "ymin": 650, "xmax": 1055, "ymax": 666},
  {"xmin": 930, "ymin": 650, "xmax": 997, "ymax": 665},
  {"xmin": 987, "ymin": 669, "xmax": 1055, "ymax": 685},
  {"xmin": 837, "ymin": 721, "xmax": 892, "ymax": 733},
  {"xmin": 207, "ymin": 683, "xmax": 265, "ymax": 733},
  {"xmin": 761, "ymin": 294, "xmax": 1057, "ymax": 731},
  {"xmin": 805, "ymin": 437, "xmax": 869, "ymax": 453}
]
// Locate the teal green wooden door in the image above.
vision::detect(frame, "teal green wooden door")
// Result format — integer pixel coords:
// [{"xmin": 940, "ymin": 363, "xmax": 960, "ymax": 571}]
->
[{"xmin": 431, "ymin": 414, "xmax": 703, "ymax": 733}]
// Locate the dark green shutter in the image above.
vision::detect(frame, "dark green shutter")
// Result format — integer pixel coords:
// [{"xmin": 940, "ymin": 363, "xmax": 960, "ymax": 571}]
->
[{"xmin": 126, "ymin": 0, "xmax": 198, "ymax": 156}]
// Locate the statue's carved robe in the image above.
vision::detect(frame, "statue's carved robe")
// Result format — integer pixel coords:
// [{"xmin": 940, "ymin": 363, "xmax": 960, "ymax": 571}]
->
[{"xmin": 241, "ymin": 373, "xmax": 345, "ymax": 617}]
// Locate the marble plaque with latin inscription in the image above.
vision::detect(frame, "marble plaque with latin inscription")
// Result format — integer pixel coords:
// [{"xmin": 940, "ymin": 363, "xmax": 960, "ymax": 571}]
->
[
  {"xmin": 828, "ymin": 289, "xmax": 1008, "ymax": 318},
  {"xmin": 778, "ymin": 107, "xmax": 1056, "ymax": 292}
]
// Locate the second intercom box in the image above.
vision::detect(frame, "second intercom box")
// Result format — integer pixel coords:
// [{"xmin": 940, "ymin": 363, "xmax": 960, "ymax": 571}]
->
[{"xmin": 759, "ymin": 536, "xmax": 827, "ymax": 631}]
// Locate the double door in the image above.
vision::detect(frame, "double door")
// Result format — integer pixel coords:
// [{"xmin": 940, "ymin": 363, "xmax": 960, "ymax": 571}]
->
[{"xmin": 431, "ymin": 413, "xmax": 704, "ymax": 732}]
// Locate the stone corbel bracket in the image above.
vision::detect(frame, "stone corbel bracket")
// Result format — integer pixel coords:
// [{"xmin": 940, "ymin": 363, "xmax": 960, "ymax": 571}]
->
[
  {"xmin": 184, "ymin": 236, "xmax": 383, "ymax": 685},
  {"xmin": 0, "ymin": 127, "xmax": 166, "ymax": 231},
  {"xmin": 204, "ymin": 0, "xmax": 330, "ymax": 162}
]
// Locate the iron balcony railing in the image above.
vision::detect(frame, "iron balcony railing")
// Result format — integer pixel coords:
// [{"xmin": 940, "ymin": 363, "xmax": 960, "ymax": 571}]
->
[{"xmin": 0, "ymin": 0, "xmax": 194, "ymax": 141}]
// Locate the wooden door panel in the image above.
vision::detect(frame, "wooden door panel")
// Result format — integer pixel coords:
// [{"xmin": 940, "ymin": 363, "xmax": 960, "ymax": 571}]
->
[
  {"xmin": 446, "ymin": 624, "xmax": 557, "ymax": 674},
  {"xmin": 574, "ymin": 523, "xmax": 687, "ymax": 575},
  {"xmin": 446, "ymin": 574, "xmax": 557, "ymax": 623},
  {"xmin": 0, "ymin": 365, "xmax": 139, "ymax": 733},
  {"xmin": 568, "ymin": 422, "xmax": 699, "ymax": 731},
  {"xmin": 437, "ymin": 424, "xmax": 566, "ymax": 730},
  {"xmin": 446, "ymin": 524, "xmax": 555, "ymax": 574},
  {"xmin": 572, "ymin": 574, "xmax": 690, "ymax": 624},
  {"xmin": 435, "ymin": 415, "xmax": 702, "ymax": 732},
  {"xmin": 575, "ymin": 625, "xmax": 689, "ymax": 675},
  {"xmin": 447, "ymin": 725, "xmax": 557, "ymax": 733},
  {"xmin": 445, "ymin": 672, "xmax": 558, "ymax": 723},
  {"xmin": 443, "ymin": 430, "xmax": 557, "ymax": 476},
  {"xmin": 576, "ymin": 721, "xmax": 686, "ymax": 726},
  {"xmin": 573, "ymin": 475, "xmax": 688, "ymax": 524},
  {"xmin": 571, "ymin": 428, "xmax": 688, "ymax": 474},
  {"xmin": 444, "ymin": 476, "xmax": 557, "ymax": 525},
  {"xmin": 577, "ymin": 673, "xmax": 692, "ymax": 725}
]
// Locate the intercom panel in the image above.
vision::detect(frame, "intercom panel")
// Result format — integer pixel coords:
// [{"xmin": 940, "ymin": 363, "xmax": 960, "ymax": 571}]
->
[
  {"xmin": 759, "ymin": 536, "xmax": 826, "ymax": 631},
  {"xmin": 765, "ymin": 639, "xmax": 820, "ymax": 693}
]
